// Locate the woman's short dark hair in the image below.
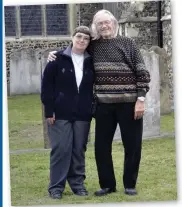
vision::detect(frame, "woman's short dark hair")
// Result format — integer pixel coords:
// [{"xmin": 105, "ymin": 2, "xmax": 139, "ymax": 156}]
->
[{"xmin": 72, "ymin": 26, "xmax": 91, "ymax": 37}]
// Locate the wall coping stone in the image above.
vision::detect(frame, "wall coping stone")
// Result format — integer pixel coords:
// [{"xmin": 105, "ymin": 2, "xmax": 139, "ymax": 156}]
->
[
  {"xmin": 118, "ymin": 16, "xmax": 157, "ymax": 23},
  {"xmin": 118, "ymin": 15, "xmax": 171, "ymax": 24},
  {"xmin": 161, "ymin": 14, "xmax": 171, "ymax": 21},
  {"xmin": 5, "ymin": 36, "xmax": 72, "ymax": 42}
]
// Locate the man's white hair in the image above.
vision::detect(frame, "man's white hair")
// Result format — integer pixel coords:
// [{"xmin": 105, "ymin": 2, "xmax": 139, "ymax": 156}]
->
[{"xmin": 90, "ymin": 9, "xmax": 119, "ymax": 40}]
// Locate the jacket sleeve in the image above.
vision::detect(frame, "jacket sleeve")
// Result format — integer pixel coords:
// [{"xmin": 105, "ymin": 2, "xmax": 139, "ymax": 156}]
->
[
  {"xmin": 40, "ymin": 61, "xmax": 57, "ymax": 118},
  {"xmin": 131, "ymin": 40, "xmax": 151, "ymax": 97}
]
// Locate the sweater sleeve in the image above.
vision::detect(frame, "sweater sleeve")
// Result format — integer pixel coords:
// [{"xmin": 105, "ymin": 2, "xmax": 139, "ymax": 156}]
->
[
  {"xmin": 131, "ymin": 40, "xmax": 151, "ymax": 97},
  {"xmin": 40, "ymin": 61, "xmax": 57, "ymax": 118}
]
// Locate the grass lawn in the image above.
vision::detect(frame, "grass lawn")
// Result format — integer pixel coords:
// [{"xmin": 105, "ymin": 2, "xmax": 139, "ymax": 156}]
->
[
  {"xmin": 8, "ymin": 94, "xmax": 177, "ymax": 205},
  {"xmin": 8, "ymin": 94, "xmax": 43, "ymax": 150}
]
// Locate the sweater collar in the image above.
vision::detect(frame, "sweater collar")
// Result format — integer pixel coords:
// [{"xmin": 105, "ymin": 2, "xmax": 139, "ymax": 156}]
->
[
  {"xmin": 98, "ymin": 34, "xmax": 121, "ymax": 42},
  {"xmin": 63, "ymin": 45, "xmax": 91, "ymax": 59}
]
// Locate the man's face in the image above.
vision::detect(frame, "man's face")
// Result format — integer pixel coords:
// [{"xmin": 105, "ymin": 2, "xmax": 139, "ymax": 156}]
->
[
  {"xmin": 72, "ymin": 32, "xmax": 90, "ymax": 51},
  {"xmin": 95, "ymin": 14, "xmax": 114, "ymax": 39}
]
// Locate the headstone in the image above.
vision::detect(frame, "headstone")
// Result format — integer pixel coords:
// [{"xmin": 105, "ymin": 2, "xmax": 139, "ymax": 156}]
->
[
  {"xmin": 114, "ymin": 50, "xmax": 160, "ymax": 140},
  {"xmin": 10, "ymin": 48, "xmax": 42, "ymax": 95},
  {"xmin": 149, "ymin": 46, "xmax": 172, "ymax": 114}
]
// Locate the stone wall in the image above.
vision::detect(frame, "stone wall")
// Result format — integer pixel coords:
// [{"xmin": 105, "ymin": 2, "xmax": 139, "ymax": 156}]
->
[
  {"xmin": 11, "ymin": 45, "xmax": 172, "ymax": 112},
  {"xmin": 161, "ymin": 0, "xmax": 173, "ymax": 105},
  {"xmin": 6, "ymin": 1, "xmax": 173, "ymax": 103},
  {"xmin": 162, "ymin": 0, "xmax": 171, "ymax": 16},
  {"xmin": 124, "ymin": 21, "xmax": 158, "ymax": 50},
  {"xmin": 6, "ymin": 3, "xmax": 103, "ymax": 91},
  {"xmin": 116, "ymin": 0, "xmax": 173, "ymax": 106},
  {"xmin": 76, "ymin": 0, "xmax": 173, "ymax": 106},
  {"xmin": 76, "ymin": 3, "xmax": 103, "ymax": 27},
  {"xmin": 118, "ymin": 1, "xmax": 158, "ymax": 50},
  {"xmin": 75, "ymin": 1, "xmax": 159, "ymax": 50},
  {"xmin": 77, "ymin": 1, "xmax": 159, "ymax": 50},
  {"xmin": 162, "ymin": 18, "xmax": 172, "ymax": 103},
  {"xmin": 118, "ymin": 1, "xmax": 157, "ymax": 18},
  {"xmin": 6, "ymin": 39, "xmax": 71, "ymax": 87}
]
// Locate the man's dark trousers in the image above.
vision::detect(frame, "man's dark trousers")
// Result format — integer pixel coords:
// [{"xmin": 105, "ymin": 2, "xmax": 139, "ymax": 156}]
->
[{"xmin": 95, "ymin": 102, "xmax": 143, "ymax": 189}]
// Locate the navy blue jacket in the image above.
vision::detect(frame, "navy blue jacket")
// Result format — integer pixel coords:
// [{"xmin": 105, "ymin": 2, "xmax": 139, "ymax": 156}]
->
[{"xmin": 41, "ymin": 45, "xmax": 95, "ymax": 121}]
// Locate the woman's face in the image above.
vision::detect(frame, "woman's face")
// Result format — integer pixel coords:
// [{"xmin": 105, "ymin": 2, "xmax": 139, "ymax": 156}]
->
[{"xmin": 72, "ymin": 32, "xmax": 90, "ymax": 51}]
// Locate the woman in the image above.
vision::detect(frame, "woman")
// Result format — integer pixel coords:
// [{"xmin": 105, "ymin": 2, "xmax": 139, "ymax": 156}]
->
[
  {"xmin": 47, "ymin": 10, "xmax": 150, "ymax": 197},
  {"xmin": 41, "ymin": 26, "xmax": 95, "ymax": 199}
]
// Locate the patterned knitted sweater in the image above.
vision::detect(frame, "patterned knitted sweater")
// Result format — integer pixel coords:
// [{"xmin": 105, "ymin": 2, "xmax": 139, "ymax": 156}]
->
[{"xmin": 88, "ymin": 35, "xmax": 151, "ymax": 103}]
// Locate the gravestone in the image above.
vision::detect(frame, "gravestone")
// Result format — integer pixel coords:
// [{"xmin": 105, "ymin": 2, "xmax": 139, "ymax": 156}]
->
[
  {"xmin": 114, "ymin": 50, "xmax": 160, "ymax": 140},
  {"xmin": 10, "ymin": 48, "xmax": 42, "ymax": 95},
  {"xmin": 149, "ymin": 46, "xmax": 172, "ymax": 114}
]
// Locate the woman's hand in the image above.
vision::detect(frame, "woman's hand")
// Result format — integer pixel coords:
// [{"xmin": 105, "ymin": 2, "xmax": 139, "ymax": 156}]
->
[{"xmin": 47, "ymin": 117, "xmax": 55, "ymax": 125}]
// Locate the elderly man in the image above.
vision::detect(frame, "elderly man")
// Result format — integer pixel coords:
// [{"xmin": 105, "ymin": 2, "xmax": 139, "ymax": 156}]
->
[{"xmin": 47, "ymin": 9, "xmax": 150, "ymax": 197}]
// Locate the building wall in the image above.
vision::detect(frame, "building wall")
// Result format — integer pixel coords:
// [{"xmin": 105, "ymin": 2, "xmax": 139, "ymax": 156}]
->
[
  {"xmin": 4, "ymin": 5, "xmax": 69, "ymax": 37},
  {"xmin": 162, "ymin": 0, "xmax": 171, "ymax": 16},
  {"xmin": 118, "ymin": 1, "xmax": 158, "ymax": 50},
  {"xmin": 117, "ymin": 0, "xmax": 173, "ymax": 104},
  {"xmin": 6, "ymin": 39, "xmax": 71, "ymax": 87},
  {"xmin": 5, "ymin": 4, "xmax": 72, "ymax": 88},
  {"xmin": 118, "ymin": 1, "xmax": 157, "ymax": 18},
  {"xmin": 5, "ymin": 1, "xmax": 173, "ymax": 101},
  {"xmin": 78, "ymin": 3, "xmax": 103, "ymax": 26},
  {"xmin": 76, "ymin": 1, "xmax": 159, "ymax": 50}
]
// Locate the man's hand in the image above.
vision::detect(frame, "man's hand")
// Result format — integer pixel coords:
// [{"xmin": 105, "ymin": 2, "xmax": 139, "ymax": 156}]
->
[
  {"xmin": 134, "ymin": 100, "xmax": 145, "ymax": 120},
  {"xmin": 47, "ymin": 51, "xmax": 57, "ymax": 62},
  {"xmin": 47, "ymin": 117, "xmax": 55, "ymax": 125}
]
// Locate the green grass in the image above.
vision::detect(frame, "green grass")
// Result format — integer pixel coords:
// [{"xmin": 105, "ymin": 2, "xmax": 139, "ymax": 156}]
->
[
  {"xmin": 8, "ymin": 94, "xmax": 43, "ymax": 150},
  {"xmin": 8, "ymin": 94, "xmax": 177, "ymax": 205},
  {"xmin": 10, "ymin": 138, "xmax": 177, "ymax": 206},
  {"xmin": 11, "ymin": 138, "xmax": 177, "ymax": 206},
  {"xmin": 8, "ymin": 94, "xmax": 175, "ymax": 150},
  {"xmin": 160, "ymin": 112, "xmax": 175, "ymax": 134}
]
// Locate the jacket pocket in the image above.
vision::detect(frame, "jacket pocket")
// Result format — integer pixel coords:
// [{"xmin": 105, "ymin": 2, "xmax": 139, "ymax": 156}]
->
[
  {"xmin": 54, "ymin": 92, "xmax": 69, "ymax": 113},
  {"xmin": 55, "ymin": 92, "xmax": 64, "ymax": 104}
]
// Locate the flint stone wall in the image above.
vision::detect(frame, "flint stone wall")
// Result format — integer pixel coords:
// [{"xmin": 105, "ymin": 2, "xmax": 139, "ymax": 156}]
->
[{"xmin": 8, "ymin": 39, "xmax": 71, "ymax": 95}]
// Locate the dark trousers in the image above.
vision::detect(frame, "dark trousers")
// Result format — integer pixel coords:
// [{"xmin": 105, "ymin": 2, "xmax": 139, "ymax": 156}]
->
[
  {"xmin": 47, "ymin": 120, "xmax": 90, "ymax": 193},
  {"xmin": 95, "ymin": 103, "xmax": 143, "ymax": 189}
]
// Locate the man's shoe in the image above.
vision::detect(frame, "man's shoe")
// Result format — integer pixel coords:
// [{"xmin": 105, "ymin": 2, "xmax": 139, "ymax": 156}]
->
[
  {"xmin": 124, "ymin": 188, "xmax": 137, "ymax": 195},
  {"xmin": 49, "ymin": 190, "xmax": 62, "ymax": 199},
  {"xmin": 73, "ymin": 188, "xmax": 88, "ymax": 196},
  {"xmin": 94, "ymin": 188, "xmax": 116, "ymax": 196}
]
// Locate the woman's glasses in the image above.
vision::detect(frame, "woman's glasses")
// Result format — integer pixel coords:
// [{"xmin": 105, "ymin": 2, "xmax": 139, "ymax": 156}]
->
[{"xmin": 74, "ymin": 34, "xmax": 90, "ymax": 42}]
